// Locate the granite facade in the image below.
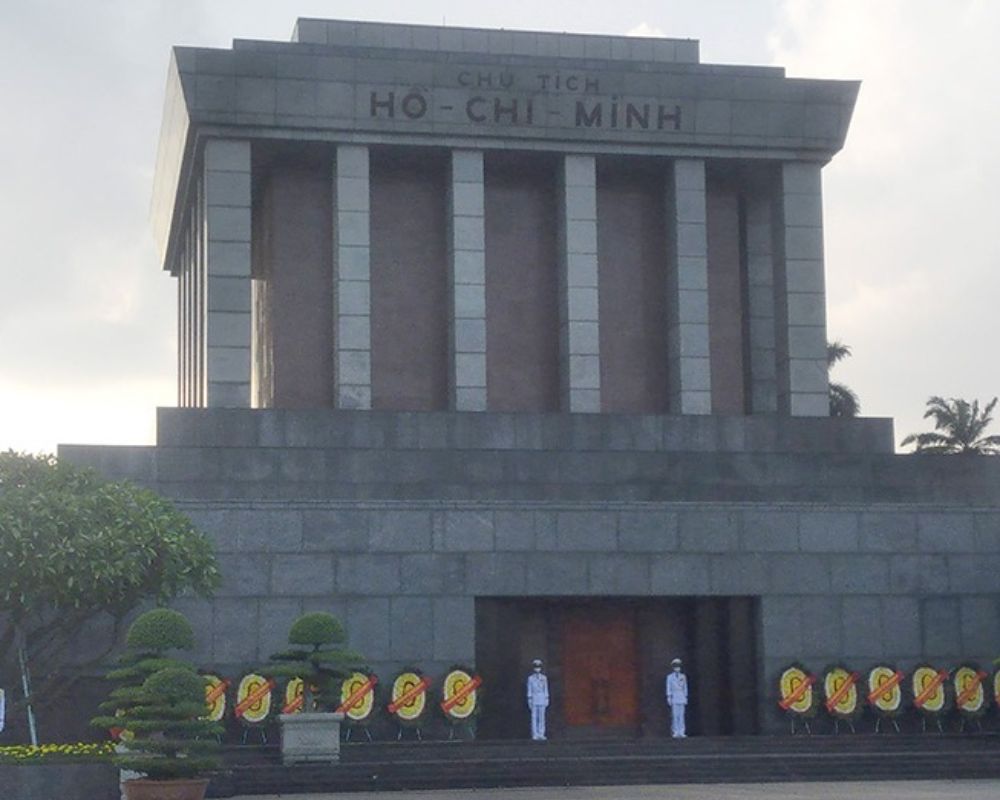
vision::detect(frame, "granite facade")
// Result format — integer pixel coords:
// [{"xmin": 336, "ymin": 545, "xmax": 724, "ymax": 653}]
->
[
  {"xmin": 91, "ymin": 19, "xmax": 999, "ymax": 739},
  {"xmin": 62, "ymin": 408, "xmax": 1000, "ymax": 734}
]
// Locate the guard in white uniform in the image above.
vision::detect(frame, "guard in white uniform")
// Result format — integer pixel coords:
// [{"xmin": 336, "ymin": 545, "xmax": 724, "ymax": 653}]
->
[
  {"xmin": 526, "ymin": 658, "xmax": 549, "ymax": 740},
  {"xmin": 665, "ymin": 657, "xmax": 688, "ymax": 738}
]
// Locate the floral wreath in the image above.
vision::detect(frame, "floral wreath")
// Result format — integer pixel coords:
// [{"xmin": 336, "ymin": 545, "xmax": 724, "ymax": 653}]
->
[
  {"xmin": 777, "ymin": 662, "xmax": 819, "ymax": 718},
  {"xmin": 439, "ymin": 664, "xmax": 483, "ymax": 724},
  {"xmin": 910, "ymin": 663, "xmax": 951, "ymax": 719},
  {"xmin": 338, "ymin": 668, "xmax": 379, "ymax": 727},
  {"xmin": 865, "ymin": 663, "xmax": 907, "ymax": 719},
  {"xmin": 201, "ymin": 673, "xmax": 229, "ymax": 723},
  {"xmin": 388, "ymin": 667, "xmax": 431, "ymax": 728},
  {"xmin": 952, "ymin": 662, "xmax": 989, "ymax": 720},
  {"xmin": 234, "ymin": 672, "xmax": 275, "ymax": 726},
  {"xmin": 822, "ymin": 663, "xmax": 863, "ymax": 721}
]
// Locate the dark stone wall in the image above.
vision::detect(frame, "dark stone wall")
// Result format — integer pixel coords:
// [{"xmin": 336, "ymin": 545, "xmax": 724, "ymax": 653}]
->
[
  {"xmin": 596, "ymin": 159, "xmax": 669, "ymax": 413},
  {"xmin": 484, "ymin": 153, "xmax": 561, "ymax": 412},
  {"xmin": 370, "ymin": 149, "xmax": 450, "ymax": 410}
]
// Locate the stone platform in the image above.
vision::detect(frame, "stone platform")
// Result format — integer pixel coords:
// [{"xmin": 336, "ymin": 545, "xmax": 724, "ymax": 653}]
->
[{"xmin": 206, "ymin": 734, "xmax": 1000, "ymax": 797}]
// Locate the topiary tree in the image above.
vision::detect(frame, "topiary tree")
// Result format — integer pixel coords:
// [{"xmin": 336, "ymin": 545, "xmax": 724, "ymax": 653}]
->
[
  {"xmin": 0, "ymin": 451, "xmax": 220, "ymax": 742},
  {"xmin": 93, "ymin": 610, "xmax": 220, "ymax": 781},
  {"xmin": 269, "ymin": 612, "xmax": 361, "ymax": 711},
  {"xmin": 100, "ymin": 610, "xmax": 197, "ymax": 698},
  {"xmin": 96, "ymin": 667, "xmax": 221, "ymax": 780}
]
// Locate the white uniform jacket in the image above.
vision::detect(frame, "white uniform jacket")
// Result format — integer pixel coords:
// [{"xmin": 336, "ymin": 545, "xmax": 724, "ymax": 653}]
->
[
  {"xmin": 526, "ymin": 672, "xmax": 549, "ymax": 707},
  {"xmin": 666, "ymin": 671, "xmax": 688, "ymax": 705}
]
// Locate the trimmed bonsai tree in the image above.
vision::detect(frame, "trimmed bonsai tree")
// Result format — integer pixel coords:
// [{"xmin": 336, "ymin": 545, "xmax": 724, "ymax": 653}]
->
[
  {"xmin": 269, "ymin": 612, "xmax": 361, "ymax": 711},
  {"xmin": 93, "ymin": 609, "xmax": 221, "ymax": 786},
  {"xmin": 102, "ymin": 609, "xmax": 197, "ymax": 691},
  {"xmin": 102, "ymin": 667, "xmax": 221, "ymax": 779}
]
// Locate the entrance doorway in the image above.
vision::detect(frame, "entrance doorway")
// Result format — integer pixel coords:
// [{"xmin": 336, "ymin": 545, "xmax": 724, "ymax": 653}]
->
[
  {"xmin": 562, "ymin": 604, "xmax": 638, "ymax": 731},
  {"xmin": 475, "ymin": 596, "xmax": 759, "ymax": 740}
]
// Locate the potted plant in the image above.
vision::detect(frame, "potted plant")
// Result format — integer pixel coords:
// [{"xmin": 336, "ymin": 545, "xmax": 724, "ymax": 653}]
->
[
  {"xmin": 268, "ymin": 612, "xmax": 361, "ymax": 764},
  {"xmin": 93, "ymin": 609, "xmax": 221, "ymax": 800}
]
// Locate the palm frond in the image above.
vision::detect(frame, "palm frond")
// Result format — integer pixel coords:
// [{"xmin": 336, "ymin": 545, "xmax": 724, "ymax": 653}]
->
[
  {"xmin": 904, "ymin": 397, "xmax": 1000, "ymax": 455},
  {"xmin": 826, "ymin": 340, "xmax": 852, "ymax": 367}
]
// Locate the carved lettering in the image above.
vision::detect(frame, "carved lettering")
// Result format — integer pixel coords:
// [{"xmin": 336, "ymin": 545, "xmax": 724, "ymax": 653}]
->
[
  {"xmin": 401, "ymin": 92, "xmax": 428, "ymax": 120},
  {"xmin": 658, "ymin": 104, "xmax": 682, "ymax": 131},
  {"xmin": 466, "ymin": 96, "xmax": 488, "ymax": 123},
  {"xmin": 536, "ymin": 73, "xmax": 600, "ymax": 93},
  {"xmin": 494, "ymin": 98, "xmax": 518, "ymax": 124},
  {"xmin": 575, "ymin": 101, "xmax": 602, "ymax": 127},
  {"xmin": 626, "ymin": 103, "xmax": 650, "ymax": 129},
  {"xmin": 370, "ymin": 91, "xmax": 395, "ymax": 118},
  {"xmin": 374, "ymin": 84, "xmax": 681, "ymax": 134}
]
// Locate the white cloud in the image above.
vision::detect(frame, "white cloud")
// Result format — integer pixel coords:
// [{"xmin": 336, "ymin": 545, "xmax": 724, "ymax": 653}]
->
[{"xmin": 627, "ymin": 22, "xmax": 667, "ymax": 37}]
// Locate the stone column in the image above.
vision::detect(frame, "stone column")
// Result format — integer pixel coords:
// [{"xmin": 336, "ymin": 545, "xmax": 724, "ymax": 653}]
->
[
  {"xmin": 449, "ymin": 150, "xmax": 487, "ymax": 411},
  {"xmin": 334, "ymin": 145, "xmax": 372, "ymax": 409},
  {"xmin": 558, "ymin": 155, "xmax": 601, "ymax": 413},
  {"xmin": 203, "ymin": 139, "xmax": 252, "ymax": 407},
  {"xmin": 745, "ymin": 190, "xmax": 778, "ymax": 413},
  {"xmin": 775, "ymin": 162, "xmax": 828, "ymax": 417},
  {"xmin": 666, "ymin": 159, "xmax": 711, "ymax": 414}
]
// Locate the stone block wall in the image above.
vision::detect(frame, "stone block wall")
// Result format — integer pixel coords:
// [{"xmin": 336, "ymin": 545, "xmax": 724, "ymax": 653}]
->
[{"xmin": 162, "ymin": 497, "xmax": 1000, "ymax": 734}]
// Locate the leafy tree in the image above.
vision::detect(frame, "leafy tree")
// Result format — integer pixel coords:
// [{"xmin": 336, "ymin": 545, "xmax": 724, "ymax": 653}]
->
[
  {"xmin": 827, "ymin": 340, "xmax": 860, "ymax": 417},
  {"xmin": 268, "ymin": 612, "xmax": 361, "ymax": 711},
  {"xmin": 901, "ymin": 396, "xmax": 1000, "ymax": 454},
  {"xmin": 92, "ymin": 610, "xmax": 221, "ymax": 780},
  {"xmin": 0, "ymin": 452, "xmax": 220, "ymax": 742}
]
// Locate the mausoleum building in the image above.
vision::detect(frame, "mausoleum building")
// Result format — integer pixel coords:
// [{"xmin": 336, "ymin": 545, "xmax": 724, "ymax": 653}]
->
[{"xmin": 64, "ymin": 19, "xmax": 1000, "ymax": 738}]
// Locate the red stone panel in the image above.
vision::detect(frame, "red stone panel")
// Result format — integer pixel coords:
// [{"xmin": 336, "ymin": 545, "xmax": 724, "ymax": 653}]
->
[
  {"xmin": 370, "ymin": 149, "xmax": 450, "ymax": 410},
  {"xmin": 484, "ymin": 153, "xmax": 561, "ymax": 411},
  {"xmin": 596, "ymin": 159, "xmax": 669, "ymax": 413},
  {"xmin": 254, "ymin": 153, "xmax": 334, "ymax": 408}
]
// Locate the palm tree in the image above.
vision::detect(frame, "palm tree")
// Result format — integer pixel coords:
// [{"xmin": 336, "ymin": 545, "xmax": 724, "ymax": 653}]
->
[
  {"xmin": 827, "ymin": 340, "xmax": 860, "ymax": 417},
  {"xmin": 901, "ymin": 396, "xmax": 1000, "ymax": 454}
]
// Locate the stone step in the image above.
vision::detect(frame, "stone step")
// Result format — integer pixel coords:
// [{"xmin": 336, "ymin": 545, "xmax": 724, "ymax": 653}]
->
[
  {"xmin": 209, "ymin": 734, "xmax": 1000, "ymax": 796},
  {"xmin": 59, "ymin": 442, "xmax": 1000, "ymax": 505},
  {"xmin": 155, "ymin": 408, "xmax": 896, "ymax": 455}
]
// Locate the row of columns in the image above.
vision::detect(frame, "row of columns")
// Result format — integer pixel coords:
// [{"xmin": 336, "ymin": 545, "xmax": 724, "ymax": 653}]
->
[{"xmin": 189, "ymin": 139, "xmax": 828, "ymax": 416}]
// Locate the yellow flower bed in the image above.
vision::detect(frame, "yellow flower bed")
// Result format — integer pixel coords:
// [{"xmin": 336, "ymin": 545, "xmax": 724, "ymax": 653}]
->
[{"xmin": 0, "ymin": 742, "xmax": 115, "ymax": 762}]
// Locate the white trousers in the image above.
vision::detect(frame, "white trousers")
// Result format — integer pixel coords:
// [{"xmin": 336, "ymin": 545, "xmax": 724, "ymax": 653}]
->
[
  {"xmin": 530, "ymin": 704, "xmax": 547, "ymax": 739},
  {"xmin": 670, "ymin": 702, "xmax": 686, "ymax": 737}
]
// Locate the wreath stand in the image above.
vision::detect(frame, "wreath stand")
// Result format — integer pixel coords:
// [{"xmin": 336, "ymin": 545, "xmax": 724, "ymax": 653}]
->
[
  {"xmin": 447, "ymin": 721, "xmax": 475, "ymax": 741},
  {"xmin": 344, "ymin": 725, "xmax": 374, "ymax": 742},
  {"xmin": 787, "ymin": 714, "xmax": 811, "ymax": 735},
  {"xmin": 831, "ymin": 718, "xmax": 856, "ymax": 734},
  {"xmin": 397, "ymin": 724, "xmax": 422, "ymax": 741},
  {"xmin": 874, "ymin": 716, "xmax": 901, "ymax": 733}
]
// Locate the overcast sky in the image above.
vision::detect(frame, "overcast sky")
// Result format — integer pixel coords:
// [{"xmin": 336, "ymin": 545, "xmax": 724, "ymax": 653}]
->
[{"xmin": 1, "ymin": 0, "xmax": 997, "ymax": 453}]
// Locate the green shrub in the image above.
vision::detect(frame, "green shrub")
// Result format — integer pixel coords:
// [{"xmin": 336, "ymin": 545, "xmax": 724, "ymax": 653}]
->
[
  {"xmin": 126, "ymin": 609, "xmax": 195, "ymax": 652},
  {"xmin": 93, "ymin": 610, "xmax": 220, "ymax": 781},
  {"xmin": 270, "ymin": 612, "xmax": 361, "ymax": 711},
  {"xmin": 288, "ymin": 612, "xmax": 346, "ymax": 647}
]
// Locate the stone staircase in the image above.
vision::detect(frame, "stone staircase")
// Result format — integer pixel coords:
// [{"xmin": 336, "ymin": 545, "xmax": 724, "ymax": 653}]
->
[{"xmin": 207, "ymin": 734, "xmax": 1000, "ymax": 796}]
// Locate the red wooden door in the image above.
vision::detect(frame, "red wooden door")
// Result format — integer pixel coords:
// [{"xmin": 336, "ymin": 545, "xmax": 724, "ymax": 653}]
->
[{"xmin": 562, "ymin": 608, "xmax": 639, "ymax": 728}]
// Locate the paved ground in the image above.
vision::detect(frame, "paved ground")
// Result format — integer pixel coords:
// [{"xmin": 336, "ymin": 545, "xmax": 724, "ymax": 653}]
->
[{"xmin": 232, "ymin": 780, "xmax": 1000, "ymax": 799}]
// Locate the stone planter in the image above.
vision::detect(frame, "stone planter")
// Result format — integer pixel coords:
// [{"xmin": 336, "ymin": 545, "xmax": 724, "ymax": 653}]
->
[
  {"xmin": 279, "ymin": 712, "xmax": 344, "ymax": 764},
  {"xmin": 122, "ymin": 778, "xmax": 209, "ymax": 800}
]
